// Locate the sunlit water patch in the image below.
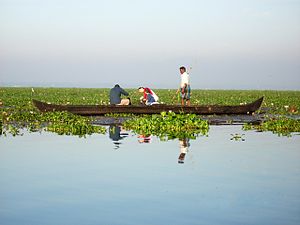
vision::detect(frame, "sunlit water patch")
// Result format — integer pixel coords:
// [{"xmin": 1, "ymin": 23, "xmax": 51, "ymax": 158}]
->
[{"xmin": 0, "ymin": 126, "xmax": 299, "ymax": 225}]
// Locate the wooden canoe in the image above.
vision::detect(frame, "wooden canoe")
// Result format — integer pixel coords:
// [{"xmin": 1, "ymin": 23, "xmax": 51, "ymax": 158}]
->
[{"xmin": 32, "ymin": 97, "xmax": 264, "ymax": 116}]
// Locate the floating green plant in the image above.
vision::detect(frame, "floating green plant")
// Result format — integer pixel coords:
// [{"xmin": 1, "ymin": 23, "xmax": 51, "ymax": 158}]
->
[
  {"xmin": 124, "ymin": 111, "xmax": 209, "ymax": 140},
  {"xmin": 104, "ymin": 113, "xmax": 136, "ymax": 118},
  {"xmin": 1, "ymin": 107, "xmax": 106, "ymax": 137},
  {"xmin": 243, "ymin": 116, "xmax": 300, "ymax": 136},
  {"xmin": 1, "ymin": 87, "xmax": 300, "ymax": 137},
  {"xmin": 1, "ymin": 87, "xmax": 300, "ymax": 115},
  {"xmin": 230, "ymin": 133, "xmax": 245, "ymax": 141},
  {"xmin": 44, "ymin": 111, "xmax": 106, "ymax": 137}
]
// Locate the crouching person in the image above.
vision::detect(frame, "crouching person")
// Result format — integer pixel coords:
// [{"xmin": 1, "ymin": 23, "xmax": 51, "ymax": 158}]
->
[
  {"xmin": 110, "ymin": 84, "xmax": 131, "ymax": 105},
  {"xmin": 138, "ymin": 87, "xmax": 159, "ymax": 105},
  {"xmin": 145, "ymin": 89, "xmax": 159, "ymax": 105}
]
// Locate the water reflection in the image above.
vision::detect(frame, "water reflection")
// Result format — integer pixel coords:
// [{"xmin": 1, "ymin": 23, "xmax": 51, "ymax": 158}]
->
[
  {"xmin": 1, "ymin": 126, "xmax": 300, "ymax": 225},
  {"xmin": 178, "ymin": 138, "xmax": 190, "ymax": 164},
  {"xmin": 109, "ymin": 125, "xmax": 129, "ymax": 149},
  {"xmin": 109, "ymin": 128, "xmax": 192, "ymax": 164},
  {"xmin": 138, "ymin": 134, "xmax": 151, "ymax": 143}
]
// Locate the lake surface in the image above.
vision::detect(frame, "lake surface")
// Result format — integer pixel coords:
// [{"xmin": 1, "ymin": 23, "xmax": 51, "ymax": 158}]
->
[{"xmin": 0, "ymin": 126, "xmax": 300, "ymax": 225}]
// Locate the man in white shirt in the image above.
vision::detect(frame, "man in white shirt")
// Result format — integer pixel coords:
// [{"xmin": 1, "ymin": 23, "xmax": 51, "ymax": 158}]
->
[{"xmin": 178, "ymin": 66, "xmax": 191, "ymax": 106}]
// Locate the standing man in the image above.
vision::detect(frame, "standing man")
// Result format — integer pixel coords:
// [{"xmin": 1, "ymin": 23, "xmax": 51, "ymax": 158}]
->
[
  {"xmin": 109, "ymin": 84, "xmax": 131, "ymax": 105},
  {"xmin": 178, "ymin": 66, "xmax": 191, "ymax": 106}
]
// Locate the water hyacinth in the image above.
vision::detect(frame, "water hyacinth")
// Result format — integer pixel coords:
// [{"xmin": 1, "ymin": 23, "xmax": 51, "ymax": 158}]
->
[
  {"xmin": 1, "ymin": 87, "xmax": 300, "ymax": 115},
  {"xmin": 45, "ymin": 112, "xmax": 106, "ymax": 136},
  {"xmin": 124, "ymin": 111, "xmax": 209, "ymax": 140},
  {"xmin": 1, "ymin": 87, "xmax": 300, "ymax": 137},
  {"xmin": 243, "ymin": 116, "xmax": 300, "ymax": 137},
  {"xmin": 230, "ymin": 133, "xmax": 245, "ymax": 141},
  {"xmin": 1, "ymin": 107, "xmax": 106, "ymax": 137}
]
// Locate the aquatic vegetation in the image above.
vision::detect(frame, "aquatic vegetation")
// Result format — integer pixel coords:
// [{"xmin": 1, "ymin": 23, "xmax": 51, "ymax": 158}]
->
[
  {"xmin": 104, "ymin": 113, "xmax": 136, "ymax": 118},
  {"xmin": 1, "ymin": 87, "xmax": 300, "ymax": 114},
  {"xmin": 124, "ymin": 111, "xmax": 209, "ymax": 140},
  {"xmin": 1, "ymin": 87, "xmax": 299, "ymax": 137},
  {"xmin": 1, "ymin": 107, "xmax": 106, "ymax": 137},
  {"xmin": 45, "ymin": 112, "xmax": 106, "ymax": 136},
  {"xmin": 243, "ymin": 116, "xmax": 300, "ymax": 136},
  {"xmin": 230, "ymin": 133, "xmax": 245, "ymax": 141}
]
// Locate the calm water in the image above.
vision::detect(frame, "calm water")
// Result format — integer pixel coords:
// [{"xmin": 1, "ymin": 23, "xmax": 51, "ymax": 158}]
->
[{"xmin": 0, "ymin": 126, "xmax": 300, "ymax": 225}]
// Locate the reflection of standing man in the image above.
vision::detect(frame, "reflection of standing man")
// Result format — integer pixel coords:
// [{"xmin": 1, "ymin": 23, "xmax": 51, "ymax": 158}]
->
[{"xmin": 178, "ymin": 138, "xmax": 190, "ymax": 164}]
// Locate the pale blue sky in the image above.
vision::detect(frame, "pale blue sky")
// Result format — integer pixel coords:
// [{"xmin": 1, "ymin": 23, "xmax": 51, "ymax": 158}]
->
[{"xmin": 0, "ymin": 0, "xmax": 299, "ymax": 89}]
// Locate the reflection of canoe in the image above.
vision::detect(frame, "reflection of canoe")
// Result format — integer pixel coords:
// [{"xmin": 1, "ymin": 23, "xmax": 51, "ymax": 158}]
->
[{"xmin": 32, "ymin": 97, "xmax": 264, "ymax": 116}]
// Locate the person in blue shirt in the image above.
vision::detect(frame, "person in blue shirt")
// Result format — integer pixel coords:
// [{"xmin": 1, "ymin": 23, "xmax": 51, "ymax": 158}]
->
[{"xmin": 109, "ymin": 84, "xmax": 131, "ymax": 105}]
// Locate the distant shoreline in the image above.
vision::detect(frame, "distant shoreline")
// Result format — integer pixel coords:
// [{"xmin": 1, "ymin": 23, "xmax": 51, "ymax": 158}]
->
[
  {"xmin": 1, "ymin": 82, "xmax": 300, "ymax": 91},
  {"xmin": 1, "ymin": 86, "xmax": 300, "ymax": 92}
]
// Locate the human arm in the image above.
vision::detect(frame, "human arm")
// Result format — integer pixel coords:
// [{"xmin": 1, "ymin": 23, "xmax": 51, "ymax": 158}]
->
[{"xmin": 120, "ymin": 87, "xmax": 129, "ymax": 96}]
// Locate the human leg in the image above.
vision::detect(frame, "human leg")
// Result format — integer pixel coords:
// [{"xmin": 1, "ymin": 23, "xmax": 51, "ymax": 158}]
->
[
  {"xmin": 118, "ymin": 99, "xmax": 130, "ymax": 105},
  {"xmin": 186, "ymin": 85, "xmax": 191, "ymax": 106},
  {"xmin": 181, "ymin": 98, "xmax": 185, "ymax": 106}
]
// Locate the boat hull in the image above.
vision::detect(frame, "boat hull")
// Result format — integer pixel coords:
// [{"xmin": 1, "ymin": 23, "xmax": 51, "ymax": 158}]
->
[{"xmin": 32, "ymin": 97, "xmax": 264, "ymax": 116}]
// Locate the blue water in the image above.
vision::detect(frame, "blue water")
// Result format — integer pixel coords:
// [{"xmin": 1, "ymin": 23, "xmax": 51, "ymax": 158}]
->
[{"xmin": 0, "ymin": 126, "xmax": 300, "ymax": 225}]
